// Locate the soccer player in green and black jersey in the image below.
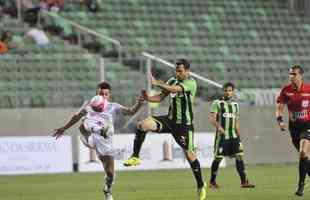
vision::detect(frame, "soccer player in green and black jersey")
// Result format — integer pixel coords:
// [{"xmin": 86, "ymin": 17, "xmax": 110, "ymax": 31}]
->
[
  {"xmin": 208, "ymin": 82, "xmax": 255, "ymax": 189},
  {"xmin": 123, "ymin": 59, "xmax": 206, "ymax": 200}
]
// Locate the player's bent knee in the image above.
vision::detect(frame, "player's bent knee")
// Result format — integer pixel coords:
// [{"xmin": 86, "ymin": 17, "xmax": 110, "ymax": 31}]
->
[
  {"xmin": 138, "ymin": 122, "xmax": 149, "ymax": 132},
  {"xmin": 138, "ymin": 118, "xmax": 157, "ymax": 132},
  {"xmin": 79, "ymin": 124, "xmax": 89, "ymax": 136},
  {"xmin": 185, "ymin": 150, "xmax": 197, "ymax": 161}
]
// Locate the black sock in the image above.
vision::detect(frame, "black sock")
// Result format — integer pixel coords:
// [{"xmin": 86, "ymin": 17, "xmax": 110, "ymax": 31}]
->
[
  {"xmin": 306, "ymin": 159, "xmax": 310, "ymax": 177},
  {"xmin": 190, "ymin": 159, "xmax": 204, "ymax": 189},
  {"xmin": 298, "ymin": 158, "xmax": 308, "ymax": 185},
  {"xmin": 210, "ymin": 159, "xmax": 221, "ymax": 183},
  {"xmin": 132, "ymin": 129, "xmax": 146, "ymax": 158},
  {"xmin": 236, "ymin": 159, "xmax": 247, "ymax": 183},
  {"xmin": 307, "ymin": 159, "xmax": 310, "ymax": 177}
]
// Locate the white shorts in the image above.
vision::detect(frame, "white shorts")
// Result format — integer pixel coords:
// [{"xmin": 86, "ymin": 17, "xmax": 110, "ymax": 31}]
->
[
  {"xmin": 88, "ymin": 133, "xmax": 114, "ymax": 156},
  {"xmin": 82, "ymin": 118, "xmax": 114, "ymax": 156}
]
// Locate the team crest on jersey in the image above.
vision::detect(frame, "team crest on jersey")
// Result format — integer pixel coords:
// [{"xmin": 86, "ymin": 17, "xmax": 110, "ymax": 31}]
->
[{"xmin": 302, "ymin": 100, "xmax": 309, "ymax": 108}]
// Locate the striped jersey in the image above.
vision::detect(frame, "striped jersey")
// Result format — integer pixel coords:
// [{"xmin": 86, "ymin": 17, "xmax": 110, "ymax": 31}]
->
[
  {"xmin": 210, "ymin": 98, "xmax": 240, "ymax": 139},
  {"xmin": 164, "ymin": 77, "xmax": 197, "ymax": 125}
]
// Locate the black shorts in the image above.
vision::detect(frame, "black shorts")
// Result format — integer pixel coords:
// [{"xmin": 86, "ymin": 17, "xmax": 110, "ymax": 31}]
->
[
  {"xmin": 152, "ymin": 115, "xmax": 195, "ymax": 152},
  {"xmin": 214, "ymin": 135, "xmax": 244, "ymax": 158},
  {"xmin": 289, "ymin": 121, "xmax": 310, "ymax": 148}
]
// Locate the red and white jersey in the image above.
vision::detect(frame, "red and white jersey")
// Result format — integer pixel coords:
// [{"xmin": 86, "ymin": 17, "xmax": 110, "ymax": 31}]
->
[{"xmin": 277, "ymin": 83, "xmax": 310, "ymax": 122}]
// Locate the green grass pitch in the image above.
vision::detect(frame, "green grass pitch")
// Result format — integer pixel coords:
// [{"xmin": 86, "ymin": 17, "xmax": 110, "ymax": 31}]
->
[{"xmin": 1, "ymin": 164, "xmax": 308, "ymax": 200}]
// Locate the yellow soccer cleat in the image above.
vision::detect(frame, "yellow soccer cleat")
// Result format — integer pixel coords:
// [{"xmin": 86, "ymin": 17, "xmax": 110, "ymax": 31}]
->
[
  {"xmin": 123, "ymin": 156, "xmax": 141, "ymax": 167},
  {"xmin": 197, "ymin": 183, "xmax": 207, "ymax": 200}
]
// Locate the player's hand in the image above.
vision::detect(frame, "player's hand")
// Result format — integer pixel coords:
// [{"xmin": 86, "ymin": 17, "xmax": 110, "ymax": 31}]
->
[
  {"xmin": 141, "ymin": 89, "xmax": 148, "ymax": 100},
  {"xmin": 53, "ymin": 127, "xmax": 66, "ymax": 139},
  {"xmin": 218, "ymin": 127, "xmax": 225, "ymax": 135},
  {"xmin": 137, "ymin": 95, "xmax": 145, "ymax": 104},
  {"xmin": 137, "ymin": 90, "xmax": 147, "ymax": 103},
  {"xmin": 278, "ymin": 122, "xmax": 286, "ymax": 131}
]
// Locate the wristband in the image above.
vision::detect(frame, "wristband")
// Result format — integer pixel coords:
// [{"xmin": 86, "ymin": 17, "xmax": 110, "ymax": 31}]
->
[{"xmin": 276, "ymin": 116, "xmax": 284, "ymax": 123}]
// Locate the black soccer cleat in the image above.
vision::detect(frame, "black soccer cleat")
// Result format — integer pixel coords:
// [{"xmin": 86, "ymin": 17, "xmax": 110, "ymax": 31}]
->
[{"xmin": 295, "ymin": 182, "xmax": 304, "ymax": 197}]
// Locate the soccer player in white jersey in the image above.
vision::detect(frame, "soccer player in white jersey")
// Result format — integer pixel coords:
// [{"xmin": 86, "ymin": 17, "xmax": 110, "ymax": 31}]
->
[{"xmin": 53, "ymin": 82, "xmax": 144, "ymax": 200}]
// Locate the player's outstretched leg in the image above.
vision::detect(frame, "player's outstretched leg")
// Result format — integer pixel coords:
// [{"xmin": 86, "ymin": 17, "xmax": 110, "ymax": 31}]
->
[
  {"xmin": 197, "ymin": 183, "xmax": 207, "ymax": 200},
  {"xmin": 187, "ymin": 155, "xmax": 206, "ymax": 200},
  {"xmin": 123, "ymin": 129, "xmax": 146, "ymax": 167},
  {"xmin": 79, "ymin": 124, "xmax": 94, "ymax": 149}
]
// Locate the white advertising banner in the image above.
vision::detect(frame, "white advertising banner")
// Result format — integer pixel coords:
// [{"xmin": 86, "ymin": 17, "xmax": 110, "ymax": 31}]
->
[
  {"xmin": 0, "ymin": 136, "xmax": 73, "ymax": 175},
  {"xmin": 78, "ymin": 133, "xmax": 225, "ymax": 172}
]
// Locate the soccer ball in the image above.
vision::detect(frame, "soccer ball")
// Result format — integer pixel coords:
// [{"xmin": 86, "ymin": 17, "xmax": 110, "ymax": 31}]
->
[{"xmin": 90, "ymin": 95, "xmax": 107, "ymax": 112}]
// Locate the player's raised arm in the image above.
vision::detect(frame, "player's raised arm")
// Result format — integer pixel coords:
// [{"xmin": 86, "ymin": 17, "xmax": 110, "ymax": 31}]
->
[
  {"xmin": 53, "ymin": 110, "xmax": 86, "ymax": 139},
  {"xmin": 122, "ymin": 93, "xmax": 145, "ymax": 115},
  {"xmin": 150, "ymin": 74, "xmax": 183, "ymax": 93},
  {"xmin": 143, "ymin": 89, "xmax": 168, "ymax": 103}
]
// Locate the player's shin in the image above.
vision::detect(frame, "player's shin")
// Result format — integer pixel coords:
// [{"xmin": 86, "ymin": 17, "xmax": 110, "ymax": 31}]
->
[
  {"xmin": 298, "ymin": 157, "xmax": 308, "ymax": 185},
  {"xmin": 132, "ymin": 129, "xmax": 146, "ymax": 157},
  {"xmin": 104, "ymin": 173, "xmax": 115, "ymax": 193},
  {"xmin": 236, "ymin": 159, "xmax": 247, "ymax": 183},
  {"xmin": 210, "ymin": 158, "xmax": 222, "ymax": 183},
  {"xmin": 189, "ymin": 159, "xmax": 204, "ymax": 189}
]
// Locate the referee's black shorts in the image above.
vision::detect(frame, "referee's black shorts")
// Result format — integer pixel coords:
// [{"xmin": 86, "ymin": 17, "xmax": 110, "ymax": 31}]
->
[{"xmin": 289, "ymin": 121, "xmax": 310, "ymax": 149}]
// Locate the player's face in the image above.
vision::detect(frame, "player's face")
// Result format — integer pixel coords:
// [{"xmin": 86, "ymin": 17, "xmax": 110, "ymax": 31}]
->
[
  {"xmin": 289, "ymin": 68, "xmax": 303, "ymax": 85},
  {"xmin": 97, "ymin": 88, "xmax": 111, "ymax": 100},
  {"xmin": 175, "ymin": 65, "xmax": 189, "ymax": 81},
  {"xmin": 223, "ymin": 86, "xmax": 234, "ymax": 99}
]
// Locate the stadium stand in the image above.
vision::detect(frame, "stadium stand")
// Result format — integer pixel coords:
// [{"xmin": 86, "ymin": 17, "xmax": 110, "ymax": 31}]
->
[
  {"xmin": 2, "ymin": 0, "xmax": 310, "ymax": 107},
  {"xmin": 0, "ymin": 16, "xmax": 100, "ymax": 108},
  {"xmin": 59, "ymin": 0, "xmax": 310, "ymax": 90}
]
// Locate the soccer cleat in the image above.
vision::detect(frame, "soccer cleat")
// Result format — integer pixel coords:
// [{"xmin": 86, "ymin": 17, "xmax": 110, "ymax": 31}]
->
[
  {"xmin": 208, "ymin": 181, "xmax": 220, "ymax": 189},
  {"xmin": 241, "ymin": 180, "xmax": 255, "ymax": 188},
  {"xmin": 197, "ymin": 183, "xmax": 207, "ymax": 200},
  {"xmin": 123, "ymin": 156, "xmax": 141, "ymax": 167},
  {"xmin": 104, "ymin": 190, "xmax": 113, "ymax": 200},
  {"xmin": 295, "ymin": 182, "xmax": 304, "ymax": 197}
]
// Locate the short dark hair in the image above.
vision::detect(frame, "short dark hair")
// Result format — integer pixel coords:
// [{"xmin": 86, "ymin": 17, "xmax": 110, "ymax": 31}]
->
[
  {"xmin": 97, "ymin": 82, "xmax": 111, "ymax": 90},
  {"xmin": 291, "ymin": 65, "xmax": 304, "ymax": 74},
  {"xmin": 176, "ymin": 58, "xmax": 190, "ymax": 69},
  {"xmin": 223, "ymin": 82, "xmax": 235, "ymax": 90}
]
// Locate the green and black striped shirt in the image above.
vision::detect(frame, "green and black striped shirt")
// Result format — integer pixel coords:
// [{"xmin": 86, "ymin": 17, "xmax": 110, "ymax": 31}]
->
[
  {"xmin": 164, "ymin": 77, "xmax": 197, "ymax": 125},
  {"xmin": 210, "ymin": 98, "xmax": 239, "ymax": 139}
]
